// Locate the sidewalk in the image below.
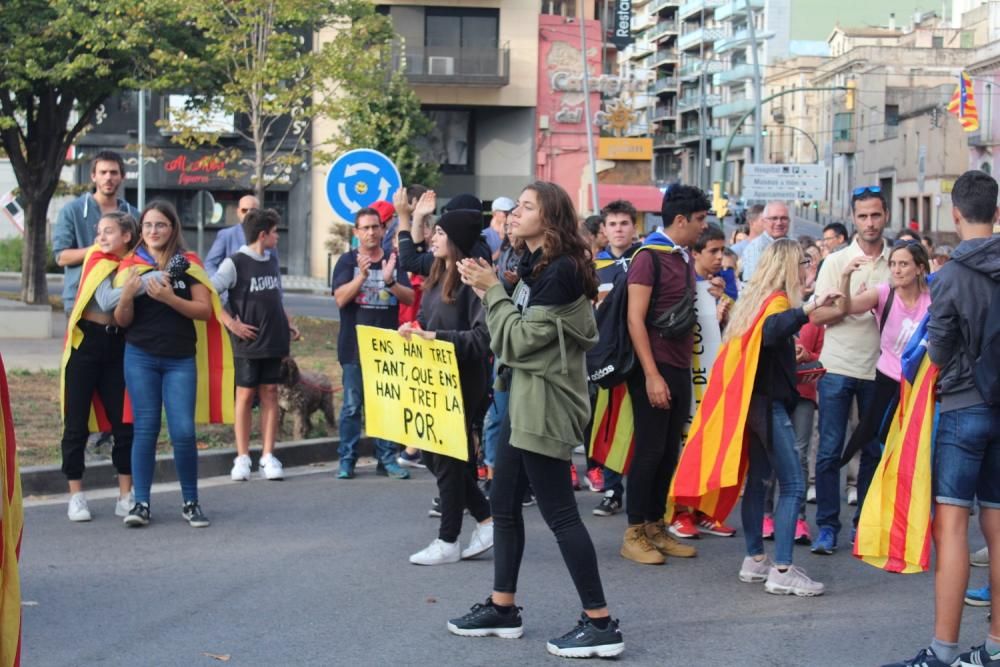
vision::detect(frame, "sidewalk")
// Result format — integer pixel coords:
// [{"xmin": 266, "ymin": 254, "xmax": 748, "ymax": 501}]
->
[
  {"xmin": 2, "ymin": 311, "xmax": 64, "ymax": 371},
  {"xmin": 0, "ymin": 271, "xmax": 328, "ymax": 293}
]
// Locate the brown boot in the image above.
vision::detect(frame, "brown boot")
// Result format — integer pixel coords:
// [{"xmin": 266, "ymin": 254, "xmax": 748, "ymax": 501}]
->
[
  {"xmin": 645, "ymin": 521, "xmax": 697, "ymax": 558},
  {"xmin": 621, "ymin": 524, "xmax": 666, "ymax": 564}
]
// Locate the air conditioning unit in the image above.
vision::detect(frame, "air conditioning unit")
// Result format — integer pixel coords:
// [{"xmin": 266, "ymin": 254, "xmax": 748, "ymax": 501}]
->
[{"xmin": 428, "ymin": 56, "xmax": 455, "ymax": 76}]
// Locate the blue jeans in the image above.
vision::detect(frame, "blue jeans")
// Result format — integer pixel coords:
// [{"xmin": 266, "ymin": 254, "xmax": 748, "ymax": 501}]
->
[
  {"xmin": 338, "ymin": 363, "xmax": 398, "ymax": 469},
  {"xmin": 815, "ymin": 372, "xmax": 876, "ymax": 537},
  {"xmin": 934, "ymin": 404, "xmax": 1000, "ymax": 508},
  {"xmin": 123, "ymin": 344, "xmax": 198, "ymax": 504},
  {"xmin": 482, "ymin": 388, "xmax": 509, "ymax": 469},
  {"xmin": 742, "ymin": 398, "xmax": 805, "ymax": 566}
]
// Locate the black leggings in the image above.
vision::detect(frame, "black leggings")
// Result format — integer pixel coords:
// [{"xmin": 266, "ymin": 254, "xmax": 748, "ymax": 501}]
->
[
  {"xmin": 490, "ymin": 413, "xmax": 607, "ymax": 610},
  {"xmin": 626, "ymin": 363, "xmax": 692, "ymax": 525},
  {"xmin": 60, "ymin": 321, "xmax": 133, "ymax": 480}
]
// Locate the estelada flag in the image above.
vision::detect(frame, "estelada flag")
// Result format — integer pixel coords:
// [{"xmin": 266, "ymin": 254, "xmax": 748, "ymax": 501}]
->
[
  {"xmin": 60, "ymin": 244, "xmax": 120, "ymax": 432},
  {"xmin": 947, "ymin": 71, "xmax": 980, "ymax": 132},
  {"xmin": 669, "ymin": 292, "xmax": 790, "ymax": 520},
  {"xmin": 114, "ymin": 250, "xmax": 235, "ymax": 424},
  {"xmin": 854, "ymin": 317, "xmax": 937, "ymax": 573},
  {"xmin": 589, "ymin": 384, "xmax": 634, "ymax": 474},
  {"xmin": 0, "ymin": 353, "xmax": 23, "ymax": 667}
]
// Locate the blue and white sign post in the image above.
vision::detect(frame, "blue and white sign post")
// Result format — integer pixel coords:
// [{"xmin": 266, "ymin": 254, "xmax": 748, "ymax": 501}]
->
[{"xmin": 325, "ymin": 149, "xmax": 402, "ymax": 223}]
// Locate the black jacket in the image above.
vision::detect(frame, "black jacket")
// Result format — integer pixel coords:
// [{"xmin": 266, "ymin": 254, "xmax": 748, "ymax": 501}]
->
[{"xmin": 753, "ymin": 305, "xmax": 810, "ymax": 405}]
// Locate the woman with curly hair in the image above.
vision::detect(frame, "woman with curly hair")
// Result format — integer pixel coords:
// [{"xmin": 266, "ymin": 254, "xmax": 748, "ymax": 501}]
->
[{"xmin": 449, "ymin": 181, "xmax": 624, "ymax": 659}]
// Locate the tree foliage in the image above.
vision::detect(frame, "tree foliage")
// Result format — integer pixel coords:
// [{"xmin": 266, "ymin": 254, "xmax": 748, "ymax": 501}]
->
[{"xmin": 0, "ymin": 0, "xmax": 200, "ymax": 303}]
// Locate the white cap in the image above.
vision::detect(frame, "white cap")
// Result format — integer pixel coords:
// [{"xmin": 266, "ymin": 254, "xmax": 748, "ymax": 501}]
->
[{"xmin": 491, "ymin": 196, "xmax": 516, "ymax": 213}]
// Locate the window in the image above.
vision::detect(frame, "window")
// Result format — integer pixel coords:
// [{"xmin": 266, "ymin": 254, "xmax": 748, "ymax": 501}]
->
[
  {"xmin": 425, "ymin": 8, "xmax": 498, "ymax": 49},
  {"xmin": 833, "ymin": 112, "xmax": 852, "ymax": 141},
  {"xmin": 414, "ymin": 109, "xmax": 473, "ymax": 174},
  {"xmin": 884, "ymin": 104, "xmax": 899, "ymax": 139},
  {"xmin": 932, "ymin": 36, "xmax": 944, "ymax": 49},
  {"xmin": 541, "ymin": 1, "xmax": 575, "ymax": 16}
]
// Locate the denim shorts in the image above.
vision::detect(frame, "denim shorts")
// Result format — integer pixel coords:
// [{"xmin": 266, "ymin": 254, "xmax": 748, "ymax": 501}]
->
[{"xmin": 933, "ymin": 404, "xmax": 1000, "ymax": 508}]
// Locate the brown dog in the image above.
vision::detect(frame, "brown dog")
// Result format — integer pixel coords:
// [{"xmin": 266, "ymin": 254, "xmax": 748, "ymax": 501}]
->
[{"xmin": 277, "ymin": 357, "xmax": 337, "ymax": 440}]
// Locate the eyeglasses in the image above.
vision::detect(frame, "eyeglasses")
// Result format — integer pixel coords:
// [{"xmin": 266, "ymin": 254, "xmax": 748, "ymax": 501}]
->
[
  {"xmin": 356, "ymin": 225, "xmax": 382, "ymax": 233},
  {"xmin": 142, "ymin": 222, "xmax": 170, "ymax": 231},
  {"xmin": 852, "ymin": 186, "xmax": 882, "ymax": 198}
]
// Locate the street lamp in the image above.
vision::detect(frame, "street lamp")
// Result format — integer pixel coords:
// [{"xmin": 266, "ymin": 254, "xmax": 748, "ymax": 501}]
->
[{"xmin": 763, "ymin": 123, "xmax": 819, "ymax": 163}]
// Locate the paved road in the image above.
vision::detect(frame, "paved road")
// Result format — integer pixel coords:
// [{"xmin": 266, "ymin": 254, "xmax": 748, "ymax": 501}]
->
[{"xmin": 20, "ymin": 459, "xmax": 991, "ymax": 666}]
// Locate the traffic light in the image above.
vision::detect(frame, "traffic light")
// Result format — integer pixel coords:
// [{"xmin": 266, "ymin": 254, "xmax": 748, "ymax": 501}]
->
[{"xmin": 761, "ymin": 127, "xmax": 769, "ymax": 136}]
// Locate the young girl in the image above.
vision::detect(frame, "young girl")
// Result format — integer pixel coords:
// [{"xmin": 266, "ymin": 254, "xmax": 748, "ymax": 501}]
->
[
  {"xmin": 60, "ymin": 212, "xmax": 140, "ymax": 521},
  {"xmin": 115, "ymin": 201, "xmax": 214, "ymax": 528},
  {"xmin": 728, "ymin": 239, "xmax": 840, "ymax": 596},
  {"xmin": 395, "ymin": 189, "xmax": 494, "ymax": 566},
  {"xmin": 451, "ymin": 181, "xmax": 623, "ymax": 659}
]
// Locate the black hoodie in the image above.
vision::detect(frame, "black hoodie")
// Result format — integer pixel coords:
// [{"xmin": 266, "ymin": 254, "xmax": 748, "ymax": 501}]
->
[{"xmin": 927, "ymin": 234, "xmax": 1000, "ymax": 411}]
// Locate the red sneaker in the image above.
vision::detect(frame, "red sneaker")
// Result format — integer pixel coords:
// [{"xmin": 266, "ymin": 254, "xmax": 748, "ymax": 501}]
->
[
  {"xmin": 585, "ymin": 467, "xmax": 604, "ymax": 493},
  {"xmin": 477, "ymin": 465, "xmax": 488, "ymax": 481},
  {"xmin": 794, "ymin": 518, "xmax": 812, "ymax": 545},
  {"xmin": 570, "ymin": 463, "xmax": 580, "ymax": 491},
  {"xmin": 668, "ymin": 511, "xmax": 700, "ymax": 539},
  {"xmin": 762, "ymin": 515, "xmax": 775, "ymax": 540},
  {"xmin": 697, "ymin": 514, "xmax": 737, "ymax": 537}
]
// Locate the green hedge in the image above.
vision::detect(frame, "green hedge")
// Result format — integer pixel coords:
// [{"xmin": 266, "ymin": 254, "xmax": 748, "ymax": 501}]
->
[{"xmin": 0, "ymin": 237, "xmax": 62, "ymax": 273}]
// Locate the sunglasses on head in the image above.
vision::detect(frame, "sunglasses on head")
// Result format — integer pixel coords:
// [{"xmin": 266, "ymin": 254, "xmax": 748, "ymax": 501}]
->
[
  {"xmin": 852, "ymin": 186, "xmax": 882, "ymax": 198},
  {"xmin": 892, "ymin": 239, "xmax": 922, "ymax": 249}
]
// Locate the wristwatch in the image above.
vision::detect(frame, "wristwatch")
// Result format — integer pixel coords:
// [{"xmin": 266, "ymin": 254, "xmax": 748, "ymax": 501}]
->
[{"xmin": 384, "ymin": 278, "xmax": 397, "ymax": 288}]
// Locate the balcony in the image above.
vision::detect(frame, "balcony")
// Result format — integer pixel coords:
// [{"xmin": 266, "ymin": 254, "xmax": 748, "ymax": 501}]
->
[
  {"xmin": 677, "ymin": 93, "xmax": 722, "ymax": 112},
  {"xmin": 712, "ymin": 131, "xmax": 755, "ymax": 151},
  {"xmin": 633, "ymin": 39, "xmax": 656, "ymax": 57},
  {"xmin": 651, "ymin": 48, "xmax": 680, "ymax": 67},
  {"xmin": 714, "ymin": 0, "xmax": 764, "ymax": 22},
  {"xmin": 653, "ymin": 76, "xmax": 679, "ymax": 94},
  {"xmin": 632, "ymin": 12, "xmax": 657, "ymax": 32},
  {"xmin": 679, "ymin": 59, "xmax": 724, "ymax": 81},
  {"xmin": 679, "ymin": 0, "xmax": 726, "ymax": 20},
  {"xmin": 967, "ymin": 130, "xmax": 992, "ymax": 147},
  {"xmin": 650, "ymin": 103, "xmax": 677, "ymax": 121},
  {"xmin": 649, "ymin": 20, "xmax": 679, "ymax": 42},
  {"xmin": 713, "ymin": 96, "xmax": 756, "ymax": 118},
  {"xmin": 395, "ymin": 43, "xmax": 510, "ymax": 87},
  {"xmin": 649, "ymin": 0, "xmax": 682, "ymax": 14},
  {"xmin": 713, "ymin": 62, "xmax": 755, "ymax": 86},
  {"xmin": 714, "ymin": 28, "xmax": 774, "ymax": 54},
  {"xmin": 679, "ymin": 27, "xmax": 727, "ymax": 51},
  {"xmin": 654, "ymin": 131, "xmax": 679, "ymax": 148},
  {"xmin": 678, "ymin": 127, "xmax": 702, "ymax": 142}
]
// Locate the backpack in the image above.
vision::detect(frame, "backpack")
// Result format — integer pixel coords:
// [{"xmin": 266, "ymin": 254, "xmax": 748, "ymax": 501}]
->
[
  {"xmin": 586, "ymin": 248, "xmax": 662, "ymax": 388},
  {"xmin": 974, "ymin": 281, "xmax": 1000, "ymax": 406}
]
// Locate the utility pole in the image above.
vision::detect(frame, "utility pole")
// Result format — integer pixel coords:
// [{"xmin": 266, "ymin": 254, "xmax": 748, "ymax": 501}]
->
[
  {"xmin": 579, "ymin": 0, "xmax": 600, "ymax": 214},
  {"xmin": 137, "ymin": 89, "xmax": 146, "ymax": 210},
  {"xmin": 698, "ymin": 64, "xmax": 708, "ymax": 190},
  {"xmin": 745, "ymin": 0, "xmax": 764, "ymax": 165}
]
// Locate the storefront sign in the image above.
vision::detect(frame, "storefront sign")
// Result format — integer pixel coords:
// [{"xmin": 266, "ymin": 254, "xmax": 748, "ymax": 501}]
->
[
  {"xmin": 610, "ymin": 1, "xmax": 634, "ymax": 49},
  {"xmin": 598, "ymin": 137, "xmax": 653, "ymax": 160}
]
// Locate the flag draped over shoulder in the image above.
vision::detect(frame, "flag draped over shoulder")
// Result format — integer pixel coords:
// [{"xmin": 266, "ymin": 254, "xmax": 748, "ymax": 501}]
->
[
  {"xmin": 588, "ymin": 235, "xmax": 685, "ymax": 473},
  {"xmin": 60, "ymin": 245, "xmax": 120, "ymax": 432},
  {"xmin": 669, "ymin": 292, "xmax": 790, "ymax": 520},
  {"xmin": 0, "ymin": 353, "xmax": 23, "ymax": 667},
  {"xmin": 114, "ymin": 250, "xmax": 235, "ymax": 424},
  {"xmin": 854, "ymin": 316, "xmax": 937, "ymax": 574},
  {"xmin": 947, "ymin": 71, "xmax": 980, "ymax": 132}
]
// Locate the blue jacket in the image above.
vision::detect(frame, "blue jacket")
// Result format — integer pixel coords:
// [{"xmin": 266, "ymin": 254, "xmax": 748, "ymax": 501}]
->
[{"xmin": 52, "ymin": 193, "xmax": 138, "ymax": 312}]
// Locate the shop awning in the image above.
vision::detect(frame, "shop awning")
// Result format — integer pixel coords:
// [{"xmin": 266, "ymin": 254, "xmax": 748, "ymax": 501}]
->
[{"xmin": 592, "ymin": 184, "xmax": 665, "ymax": 213}]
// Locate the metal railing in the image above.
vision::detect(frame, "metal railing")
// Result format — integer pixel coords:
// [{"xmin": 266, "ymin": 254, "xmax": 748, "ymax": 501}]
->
[{"xmin": 392, "ymin": 42, "xmax": 510, "ymax": 87}]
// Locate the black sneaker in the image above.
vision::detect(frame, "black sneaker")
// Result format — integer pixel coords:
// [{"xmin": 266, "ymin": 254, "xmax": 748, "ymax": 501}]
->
[
  {"xmin": 593, "ymin": 491, "xmax": 623, "ymax": 517},
  {"xmin": 447, "ymin": 598, "xmax": 523, "ymax": 639},
  {"xmin": 123, "ymin": 502, "xmax": 150, "ymax": 527},
  {"xmin": 546, "ymin": 613, "xmax": 624, "ymax": 658},
  {"xmin": 956, "ymin": 645, "xmax": 1000, "ymax": 666},
  {"xmin": 522, "ymin": 490, "xmax": 536, "ymax": 507},
  {"xmin": 880, "ymin": 647, "xmax": 959, "ymax": 667},
  {"xmin": 182, "ymin": 501, "xmax": 210, "ymax": 528},
  {"xmin": 428, "ymin": 497, "xmax": 442, "ymax": 518}
]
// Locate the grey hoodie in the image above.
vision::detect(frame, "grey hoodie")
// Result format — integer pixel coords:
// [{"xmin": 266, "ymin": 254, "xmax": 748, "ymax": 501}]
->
[{"xmin": 927, "ymin": 234, "xmax": 1000, "ymax": 411}]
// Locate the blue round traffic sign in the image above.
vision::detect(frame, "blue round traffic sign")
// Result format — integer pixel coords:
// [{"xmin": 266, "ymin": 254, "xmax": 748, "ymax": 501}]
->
[{"xmin": 325, "ymin": 149, "xmax": 402, "ymax": 222}]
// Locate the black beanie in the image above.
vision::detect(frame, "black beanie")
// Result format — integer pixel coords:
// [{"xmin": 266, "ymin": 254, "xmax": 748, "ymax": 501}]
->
[
  {"xmin": 436, "ymin": 209, "xmax": 483, "ymax": 257},
  {"xmin": 442, "ymin": 193, "xmax": 482, "ymax": 213}
]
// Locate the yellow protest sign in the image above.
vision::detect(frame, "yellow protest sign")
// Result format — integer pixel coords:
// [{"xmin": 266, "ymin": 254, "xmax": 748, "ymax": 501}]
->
[{"xmin": 356, "ymin": 325, "xmax": 468, "ymax": 460}]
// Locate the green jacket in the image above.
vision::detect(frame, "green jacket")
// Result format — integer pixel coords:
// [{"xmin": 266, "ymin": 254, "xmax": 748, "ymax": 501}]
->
[{"xmin": 483, "ymin": 282, "xmax": 598, "ymax": 461}]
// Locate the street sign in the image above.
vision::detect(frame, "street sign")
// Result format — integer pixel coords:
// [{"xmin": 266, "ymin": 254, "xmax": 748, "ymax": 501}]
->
[
  {"xmin": 742, "ymin": 164, "xmax": 827, "ymax": 202},
  {"xmin": 325, "ymin": 149, "xmax": 402, "ymax": 223}
]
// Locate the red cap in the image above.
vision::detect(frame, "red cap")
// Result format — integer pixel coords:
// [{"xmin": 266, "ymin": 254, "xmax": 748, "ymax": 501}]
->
[{"xmin": 370, "ymin": 200, "xmax": 395, "ymax": 225}]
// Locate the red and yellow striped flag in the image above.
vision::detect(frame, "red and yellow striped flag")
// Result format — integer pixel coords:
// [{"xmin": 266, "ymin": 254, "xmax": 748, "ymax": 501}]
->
[
  {"xmin": 669, "ymin": 292, "xmax": 790, "ymax": 520},
  {"xmin": 0, "ymin": 353, "xmax": 23, "ymax": 667},
  {"xmin": 60, "ymin": 245, "xmax": 120, "ymax": 432},
  {"xmin": 588, "ymin": 384, "xmax": 635, "ymax": 474},
  {"xmin": 115, "ymin": 251, "xmax": 235, "ymax": 424},
  {"xmin": 947, "ymin": 71, "xmax": 979, "ymax": 132},
  {"xmin": 855, "ymin": 322, "xmax": 937, "ymax": 574}
]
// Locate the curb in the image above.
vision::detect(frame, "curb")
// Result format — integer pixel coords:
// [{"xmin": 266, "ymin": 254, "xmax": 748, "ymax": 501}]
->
[
  {"xmin": 20, "ymin": 436, "xmax": 373, "ymax": 497},
  {"xmin": 0, "ymin": 272, "xmax": 328, "ymax": 296}
]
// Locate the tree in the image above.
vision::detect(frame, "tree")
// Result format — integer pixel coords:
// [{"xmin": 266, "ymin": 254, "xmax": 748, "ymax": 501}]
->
[
  {"xmin": 0, "ymin": 0, "xmax": 201, "ymax": 304},
  {"xmin": 338, "ymin": 69, "xmax": 440, "ymax": 188},
  {"xmin": 166, "ymin": 0, "xmax": 398, "ymax": 203}
]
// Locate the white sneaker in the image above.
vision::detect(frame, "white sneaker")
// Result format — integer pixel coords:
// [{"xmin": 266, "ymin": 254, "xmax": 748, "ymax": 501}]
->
[
  {"xmin": 461, "ymin": 523, "xmax": 494, "ymax": 560},
  {"xmin": 971, "ymin": 545, "xmax": 990, "ymax": 567},
  {"xmin": 230, "ymin": 454, "xmax": 252, "ymax": 481},
  {"xmin": 846, "ymin": 487, "xmax": 858, "ymax": 506},
  {"xmin": 764, "ymin": 565, "xmax": 825, "ymax": 597},
  {"xmin": 739, "ymin": 555, "xmax": 773, "ymax": 583},
  {"xmin": 409, "ymin": 538, "xmax": 461, "ymax": 565},
  {"xmin": 115, "ymin": 490, "xmax": 135, "ymax": 517},
  {"xmin": 259, "ymin": 454, "xmax": 284, "ymax": 480},
  {"xmin": 806, "ymin": 486, "xmax": 816, "ymax": 504},
  {"xmin": 67, "ymin": 493, "xmax": 92, "ymax": 522}
]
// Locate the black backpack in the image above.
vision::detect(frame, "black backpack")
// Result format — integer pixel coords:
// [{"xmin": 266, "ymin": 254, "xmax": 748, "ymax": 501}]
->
[
  {"xmin": 586, "ymin": 249, "xmax": 662, "ymax": 388},
  {"xmin": 974, "ymin": 281, "xmax": 1000, "ymax": 406}
]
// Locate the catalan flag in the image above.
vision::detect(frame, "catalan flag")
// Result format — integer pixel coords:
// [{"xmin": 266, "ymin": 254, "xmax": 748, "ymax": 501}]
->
[
  {"xmin": 854, "ymin": 317, "xmax": 937, "ymax": 574},
  {"xmin": 589, "ymin": 384, "xmax": 635, "ymax": 474},
  {"xmin": 60, "ymin": 245, "xmax": 120, "ymax": 433},
  {"xmin": 947, "ymin": 71, "xmax": 979, "ymax": 132},
  {"xmin": 115, "ymin": 250, "xmax": 235, "ymax": 424},
  {"xmin": 669, "ymin": 292, "xmax": 790, "ymax": 520},
  {"xmin": 0, "ymin": 353, "xmax": 23, "ymax": 667}
]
